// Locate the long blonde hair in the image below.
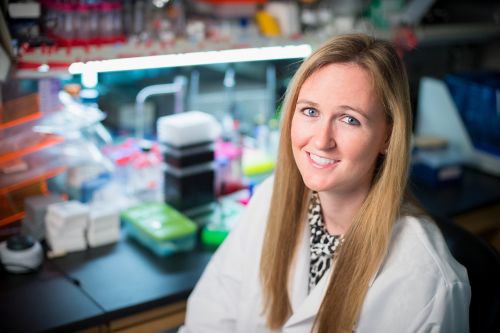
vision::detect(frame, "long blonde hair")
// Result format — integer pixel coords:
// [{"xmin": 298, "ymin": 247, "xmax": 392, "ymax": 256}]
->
[{"xmin": 260, "ymin": 34, "xmax": 413, "ymax": 332}]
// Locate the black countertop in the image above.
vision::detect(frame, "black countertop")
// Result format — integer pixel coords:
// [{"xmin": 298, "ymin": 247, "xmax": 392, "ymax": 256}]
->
[
  {"xmin": 0, "ymin": 260, "xmax": 104, "ymax": 333},
  {"xmin": 50, "ymin": 235, "xmax": 212, "ymax": 321},
  {"xmin": 0, "ymin": 235, "xmax": 212, "ymax": 333},
  {"xmin": 410, "ymin": 167, "xmax": 500, "ymax": 218}
]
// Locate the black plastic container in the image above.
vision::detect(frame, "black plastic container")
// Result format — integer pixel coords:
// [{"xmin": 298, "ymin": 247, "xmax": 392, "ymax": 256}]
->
[
  {"xmin": 164, "ymin": 162, "xmax": 215, "ymax": 211},
  {"xmin": 162, "ymin": 142, "xmax": 214, "ymax": 168}
]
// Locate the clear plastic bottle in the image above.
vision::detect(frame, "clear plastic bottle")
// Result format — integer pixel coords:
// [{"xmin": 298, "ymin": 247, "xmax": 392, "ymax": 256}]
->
[
  {"xmin": 122, "ymin": 0, "xmax": 133, "ymax": 37},
  {"xmin": 43, "ymin": 0, "xmax": 58, "ymax": 36},
  {"xmin": 88, "ymin": 0, "xmax": 100, "ymax": 40},
  {"xmin": 133, "ymin": 0, "xmax": 146, "ymax": 37},
  {"xmin": 99, "ymin": 1, "xmax": 115, "ymax": 40},
  {"xmin": 111, "ymin": 1, "xmax": 123, "ymax": 39},
  {"xmin": 75, "ymin": 1, "xmax": 90, "ymax": 41},
  {"xmin": 169, "ymin": 0, "xmax": 186, "ymax": 37},
  {"xmin": 60, "ymin": 1, "xmax": 74, "ymax": 40}
]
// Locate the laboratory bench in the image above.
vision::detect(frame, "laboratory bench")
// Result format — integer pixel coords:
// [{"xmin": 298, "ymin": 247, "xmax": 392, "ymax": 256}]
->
[
  {"xmin": 0, "ymin": 233, "xmax": 212, "ymax": 333},
  {"xmin": 411, "ymin": 167, "xmax": 500, "ymax": 251},
  {"xmin": 1, "ymin": 167, "xmax": 499, "ymax": 333}
]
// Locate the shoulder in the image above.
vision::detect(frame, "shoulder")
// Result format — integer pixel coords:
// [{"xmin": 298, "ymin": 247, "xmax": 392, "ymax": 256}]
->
[
  {"xmin": 368, "ymin": 215, "xmax": 470, "ymax": 310},
  {"xmin": 387, "ymin": 215, "xmax": 469, "ymax": 287},
  {"xmin": 357, "ymin": 216, "xmax": 471, "ymax": 332}
]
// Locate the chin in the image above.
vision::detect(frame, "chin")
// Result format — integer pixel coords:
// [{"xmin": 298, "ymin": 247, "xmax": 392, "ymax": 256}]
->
[{"xmin": 301, "ymin": 175, "xmax": 333, "ymax": 193}]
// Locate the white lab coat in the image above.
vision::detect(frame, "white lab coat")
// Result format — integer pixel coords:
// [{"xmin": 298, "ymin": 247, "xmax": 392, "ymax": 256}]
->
[{"xmin": 181, "ymin": 176, "xmax": 470, "ymax": 333}]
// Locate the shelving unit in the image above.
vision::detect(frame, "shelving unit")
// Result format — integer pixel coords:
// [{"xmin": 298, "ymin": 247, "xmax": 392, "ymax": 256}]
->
[
  {"xmin": 0, "ymin": 131, "xmax": 64, "ymax": 164},
  {"xmin": 0, "ymin": 93, "xmax": 41, "ymax": 128},
  {"xmin": 0, "ymin": 95, "xmax": 65, "ymax": 227},
  {"xmin": 15, "ymin": 35, "xmax": 312, "ymax": 77},
  {"xmin": 0, "ymin": 181, "xmax": 48, "ymax": 226},
  {"xmin": 12, "ymin": 23, "xmax": 500, "ymax": 78}
]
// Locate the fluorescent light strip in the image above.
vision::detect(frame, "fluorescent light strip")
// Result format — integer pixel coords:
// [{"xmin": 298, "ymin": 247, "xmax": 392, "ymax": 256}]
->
[{"xmin": 68, "ymin": 44, "xmax": 312, "ymax": 74}]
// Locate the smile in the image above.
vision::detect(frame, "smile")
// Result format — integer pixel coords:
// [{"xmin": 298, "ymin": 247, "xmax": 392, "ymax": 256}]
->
[{"xmin": 308, "ymin": 153, "xmax": 339, "ymax": 167}]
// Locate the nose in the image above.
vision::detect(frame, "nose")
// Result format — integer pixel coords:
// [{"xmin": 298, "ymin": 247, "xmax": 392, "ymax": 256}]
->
[{"xmin": 313, "ymin": 120, "xmax": 336, "ymax": 150}]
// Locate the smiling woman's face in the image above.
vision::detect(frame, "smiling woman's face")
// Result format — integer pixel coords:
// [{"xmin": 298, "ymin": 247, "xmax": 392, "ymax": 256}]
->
[{"xmin": 291, "ymin": 62, "xmax": 390, "ymax": 196}]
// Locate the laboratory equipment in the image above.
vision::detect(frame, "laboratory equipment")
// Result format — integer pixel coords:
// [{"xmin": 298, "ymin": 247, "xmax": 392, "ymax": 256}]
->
[
  {"xmin": 157, "ymin": 111, "xmax": 220, "ymax": 214},
  {"xmin": 0, "ymin": 235, "xmax": 43, "ymax": 274},
  {"xmin": 135, "ymin": 76, "xmax": 187, "ymax": 141},
  {"xmin": 201, "ymin": 196, "xmax": 245, "ymax": 248},
  {"xmin": 416, "ymin": 76, "xmax": 500, "ymax": 177},
  {"xmin": 121, "ymin": 202, "xmax": 197, "ymax": 257}
]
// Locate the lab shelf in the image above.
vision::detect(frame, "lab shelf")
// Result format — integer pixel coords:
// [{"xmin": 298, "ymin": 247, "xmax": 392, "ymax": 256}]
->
[
  {"xmin": 13, "ymin": 23, "xmax": 500, "ymax": 78},
  {"xmin": 0, "ymin": 93, "xmax": 42, "ymax": 130},
  {"xmin": 0, "ymin": 133, "xmax": 64, "ymax": 165},
  {"xmin": 15, "ymin": 34, "xmax": 310, "ymax": 77},
  {"xmin": 0, "ymin": 96, "xmax": 65, "ymax": 227},
  {"xmin": 0, "ymin": 148, "xmax": 67, "ymax": 194},
  {"xmin": 0, "ymin": 180, "xmax": 48, "ymax": 227},
  {"xmin": 0, "ymin": 147, "xmax": 66, "ymax": 226},
  {"xmin": 0, "ymin": 111, "xmax": 42, "ymax": 130}
]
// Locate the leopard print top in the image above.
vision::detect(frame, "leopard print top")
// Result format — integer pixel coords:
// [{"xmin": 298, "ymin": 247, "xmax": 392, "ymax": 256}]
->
[{"xmin": 308, "ymin": 192, "xmax": 344, "ymax": 292}]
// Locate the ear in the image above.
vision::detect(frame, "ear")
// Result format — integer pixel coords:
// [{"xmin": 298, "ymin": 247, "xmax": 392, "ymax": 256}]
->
[{"xmin": 380, "ymin": 125, "xmax": 392, "ymax": 155}]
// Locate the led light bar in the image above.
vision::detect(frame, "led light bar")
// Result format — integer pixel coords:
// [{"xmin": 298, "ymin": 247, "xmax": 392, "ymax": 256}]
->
[{"xmin": 68, "ymin": 44, "xmax": 312, "ymax": 74}]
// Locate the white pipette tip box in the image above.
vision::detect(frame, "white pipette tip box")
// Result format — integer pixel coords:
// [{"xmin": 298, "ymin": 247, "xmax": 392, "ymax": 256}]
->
[{"xmin": 157, "ymin": 111, "xmax": 220, "ymax": 147}]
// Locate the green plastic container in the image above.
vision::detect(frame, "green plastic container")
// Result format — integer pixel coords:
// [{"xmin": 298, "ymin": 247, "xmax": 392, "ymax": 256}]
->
[
  {"xmin": 201, "ymin": 199, "xmax": 245, "ymax": 248},
  {"xmin": 201, "ymin": 225, "xmax": 230, "ymax": 248},
  {"xmin": 121, "ymin": 203, "xmax": 197, "ymax": 256}
]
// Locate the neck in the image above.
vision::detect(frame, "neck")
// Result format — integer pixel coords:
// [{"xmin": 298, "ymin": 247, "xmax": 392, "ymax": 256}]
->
[{"xmin": 317, "ymin": 187, "xmax": 370, "ymax": 235}]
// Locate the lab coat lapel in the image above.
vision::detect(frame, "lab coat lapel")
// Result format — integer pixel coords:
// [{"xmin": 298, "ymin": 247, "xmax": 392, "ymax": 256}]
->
[
  {"xmin": 289, "ymin": 222, "xmax": 310, "ymax": 311},
  {"xmin": 285, "ymin": 245, "xmax": 384, "ymax": 330},
  {"xmin": 286, "ymin": 265, "xmax": 332, "ymax": 328},
  {"xmin": 283, "ymin": 219, "xmax": 396, "ymax": 330},
  {"xmin": 286, "ymin": 222, "xmax": 333, "ymax": 328}
]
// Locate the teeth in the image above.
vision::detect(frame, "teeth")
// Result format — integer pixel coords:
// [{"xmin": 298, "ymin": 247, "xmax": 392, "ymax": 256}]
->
[{"xmin": 309, "ymin": 153, "xmax": 337, "ymax": 165}]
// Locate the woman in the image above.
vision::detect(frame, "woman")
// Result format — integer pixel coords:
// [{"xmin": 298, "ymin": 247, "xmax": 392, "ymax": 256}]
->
[{"xmin": 181, "ymin": 34, "xmax": 470, "ymax": 333}]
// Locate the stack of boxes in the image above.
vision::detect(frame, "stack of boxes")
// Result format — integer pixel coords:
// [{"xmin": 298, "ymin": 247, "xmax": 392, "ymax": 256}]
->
[
  {"xmin": 157, "ymin": 111, "xmax": 220, "ymax": 216},
  {"xmin": 45, "ymin": 201, "xmax": 121, "ymax": 254},
  {"xmin": 45, "ymin": 201, "xmax": 89, "ymax": 254},
  {"xmin": 87, "ymin": 205, "xmax": 120, "ymax": 247}
]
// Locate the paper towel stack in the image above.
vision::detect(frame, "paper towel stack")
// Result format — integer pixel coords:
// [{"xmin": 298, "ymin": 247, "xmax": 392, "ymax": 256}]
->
[
  {"xmin": 87, "ymin": 205, "xmax": 120, "ymax": 247},
  {"xmin": 45, "ymin": 201, "xmax": 89, "ymax": 254}
]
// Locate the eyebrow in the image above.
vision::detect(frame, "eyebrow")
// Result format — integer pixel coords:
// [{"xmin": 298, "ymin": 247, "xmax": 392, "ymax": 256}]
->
[
  {"xmin": 296, "ymin": 99, "xmax": 369, "ymax": 119},
  {"xmin": 296, "ymin": 99, "xmax": 319, "ymax": 107},
  {"xmin": 338, "ymin": 105, "xmax": 369, "ymax": 119}
]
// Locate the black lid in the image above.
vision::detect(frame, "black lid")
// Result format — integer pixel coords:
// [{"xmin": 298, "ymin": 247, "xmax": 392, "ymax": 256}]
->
[{"xmin": 6, "ymin": 235, "xmax": 35, "ymax": 251}]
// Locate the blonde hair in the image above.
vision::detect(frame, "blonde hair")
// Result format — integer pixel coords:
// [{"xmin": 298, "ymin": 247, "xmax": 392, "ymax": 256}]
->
[{"xmin": 260, "ymin": 34, "xmax": 413, "ymax": 332}]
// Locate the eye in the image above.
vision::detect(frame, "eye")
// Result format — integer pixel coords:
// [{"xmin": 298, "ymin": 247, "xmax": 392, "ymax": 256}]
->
[
  {"xmin": 301, "ymin": 108, "xmax": 319, "ymax": 117},
  {"xmin": 342, "ymin": 115, "xmax": 360, "ymax": 126}
]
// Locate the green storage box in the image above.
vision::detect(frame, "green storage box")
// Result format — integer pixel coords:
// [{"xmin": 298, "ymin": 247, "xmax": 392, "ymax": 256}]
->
[
  {"xmin": 121, "ymin": 203, "xmax": 197, "ymax": 256},
  {"xmin": 201, "ymin": 198, "xmax": 245, "ymax": 248}
]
